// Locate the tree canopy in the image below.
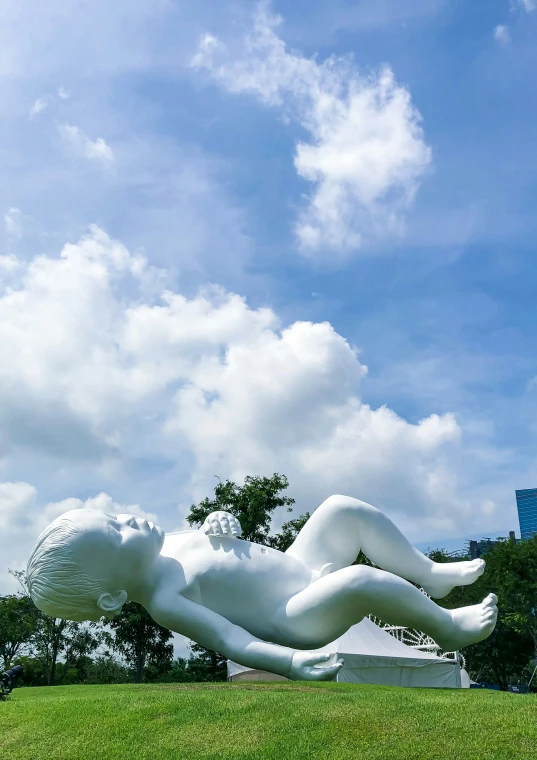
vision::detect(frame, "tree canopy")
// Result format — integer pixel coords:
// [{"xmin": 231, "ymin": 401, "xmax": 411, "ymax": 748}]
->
[
  {"xmin": 107, "ymin": 601, "xmax": 174, "ymax": 683},
  {"xmin": 187, "ymin": 474, "xmax": 296, "ymax": 544},
  {"xmin": 430, "ymin": 537, "xmax": 537, "ymax": 689},
  {"xmin": 0, "ymin": 594, "xmax": 38, "ymax": 669}
]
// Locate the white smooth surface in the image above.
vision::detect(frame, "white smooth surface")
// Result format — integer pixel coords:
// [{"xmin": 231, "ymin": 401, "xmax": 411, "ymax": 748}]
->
[{"xmin": 28, "ymin": 495, "xmax": 497, "ymax": 681}]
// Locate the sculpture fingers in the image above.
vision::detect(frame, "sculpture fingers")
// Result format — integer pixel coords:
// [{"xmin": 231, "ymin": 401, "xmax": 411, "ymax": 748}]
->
[
  {"xmin": 210, "ymin": 518, "xmax": 221, "ymax": 535},
  {"xmin": 219, "ymin": 514, "xmax": 231, "ymax": 535},
  {"xmin": 302, "ymin": 652, "xmax": 331, "ymax": 667},
  {"xmin": 203, "ymin": 517, "xmax": 221, "ymax": 535},
  {"xmin": 229, "ymin": 515, "xmax": 242, "ymax": 536},
  {"xmin": 306, "ymin": 656, "xmax": 344, "ymax": 680}
]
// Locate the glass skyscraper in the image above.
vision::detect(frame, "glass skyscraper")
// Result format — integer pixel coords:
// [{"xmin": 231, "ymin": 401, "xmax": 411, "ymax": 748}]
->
[{"xmin": 515, "ymin": 488, "xmax": 537, "ymax": 540}]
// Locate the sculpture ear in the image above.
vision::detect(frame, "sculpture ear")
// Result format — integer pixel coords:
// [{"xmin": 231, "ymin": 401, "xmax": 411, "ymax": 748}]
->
[{"xmin": 97, "ymin": 590, "xmax": 128, "ymax": 617}]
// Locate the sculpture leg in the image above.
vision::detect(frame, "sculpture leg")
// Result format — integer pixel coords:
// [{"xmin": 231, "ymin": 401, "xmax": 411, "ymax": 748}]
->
[
  {"xmin": 282, "ymin": 565, "xmax": 498, "ymax": 652},
  {"xmin": 286, "ymin": 495, "xmax": 485, "ymax": 598}
]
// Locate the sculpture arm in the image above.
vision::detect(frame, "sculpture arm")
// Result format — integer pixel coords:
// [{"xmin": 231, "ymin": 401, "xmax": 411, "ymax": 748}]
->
[{"xmin": 148, "ymin": 593, "xmax": 342, "ymax": 681}]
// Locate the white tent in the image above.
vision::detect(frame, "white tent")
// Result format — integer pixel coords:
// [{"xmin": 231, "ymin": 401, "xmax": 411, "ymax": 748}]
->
[{"xmin": 228, "ymin": 617, "xmax": 462, "ymax": 688}]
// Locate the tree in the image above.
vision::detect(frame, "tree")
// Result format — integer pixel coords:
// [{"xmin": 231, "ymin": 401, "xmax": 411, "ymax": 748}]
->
[
  {"xmin": 491, "ymin": 535, "xmax": 537, "ymax": 659},
  {"xmin": 429, "ymin": 541, "xmax": 537, "ymax": 690},
  {"xmin": 57, "ymin": 626, "xmax": 102, "ymax": 683},
  {"xmin": 463, "ymin": 621, "xmax": 534, "ymax": 690},
  {"xmin": 84, "ymin": 653, "xmax": 131, "ymax": 685},
  {"xmin": 185, "ymin": 473, "xmax": 310, "ymax": 680},
  {"xmin": 7, "ymin": 569, "xmax": 101, "ymax": 686},
  {"xmin": 186, "ymin": 643, "xmax": 227, "ymax": 681},
  {"xmin": 14, "ymin": 656, "xmax": 48, "ymax": 687},
  {"xmin": 107, "ymin": 601, "xmax": 174, "ymax": 683},
  {"xmin": 268, "ymin": 513, "xmax": 311, "ymax": 552},
  {"xmin": 187, "ymin": 474, "xmax": 295, "ymax": 543},
  {"xmin": 7, "ymin": 570, "xmax": 75, "ymax": 685},
  {"xmin": 31, "ymin": 614, "xmax": 81, "ymax": 685},
  {"xmin": 0, "ymin": 594, "xmax": 38, "ymax": 669},
  {"xmin": 163, "ymin": 657, "xmax": 194, "ymax": 683}
]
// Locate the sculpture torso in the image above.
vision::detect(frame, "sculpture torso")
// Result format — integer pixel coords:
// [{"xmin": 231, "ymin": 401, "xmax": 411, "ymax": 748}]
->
[{"xmin": 160, "ymin": 530, "xmax": 313, "ymax": 642}]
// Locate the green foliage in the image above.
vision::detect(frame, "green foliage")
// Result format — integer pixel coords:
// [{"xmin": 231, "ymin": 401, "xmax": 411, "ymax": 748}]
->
[
  {"xmin": 187, "ymin": 473, "xmax": 295, "ymax": 543},
  {"xmin": 107, "ymin": 601, "xmax": 174, "ymax": 683},
  {"xmin": 268, "ymin": 513, "xmax": 311, "ymax": 552},
  {"xmin": 464, "ymin": 621, "xmax": 534, "ymax": 690},
  {"xmin": 155, "ymin": 657, "xmax": 195, "ymax": 683},
  {"xmin": 13, "ymin": 656, "xmax": 48, "ymax": 687},
  {"xmin": 30, "ymin": 616, "xmax": 85, "ymax": 685},
  {"xmin": 2, "ymin": 683, "xmax": 537, "ymax": 760},
  {"xmin": 0, "ymin": 594, "xmax": 38, "ymax": 668},
  {"xmin": 429, "ymin": 540, "xmax": 537, "ymax": 689},
  {"xmin": 186, "ymin": 643, "xmax": 227, "ymax": 681},
  {"xmin": 56, "ymin": 628, "xmax": 102, "ymax": 683},
  {"xmin": 5, "ymin": 569, "xmax": 101, "ymax": 685},
  {"xmin": 84, "ymin": 654, "xmax": 132, "ymax": 685}
]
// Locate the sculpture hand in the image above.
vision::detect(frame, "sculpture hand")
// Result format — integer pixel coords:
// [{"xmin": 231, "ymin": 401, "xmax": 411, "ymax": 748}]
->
[
  {"xmin": 289, "ymin": 651, "xmax": 344, "ymax": 681},
  {"xmin": 202, "ymin": 511, "xmax": 242, "ymax": 537}
]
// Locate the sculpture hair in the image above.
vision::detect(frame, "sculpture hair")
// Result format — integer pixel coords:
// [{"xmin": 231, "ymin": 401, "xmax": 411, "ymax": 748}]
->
[{"xmin": 27, "ymin": 516, "xmax": 120, "ymax": 622}]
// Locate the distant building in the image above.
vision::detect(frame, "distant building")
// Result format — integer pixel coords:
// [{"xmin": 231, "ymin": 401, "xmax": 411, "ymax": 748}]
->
[
  {"xmin": 515, "ymin": 488, "xmax": 537, "ymax": 540},
  {"xmin": 468, "ymin": 531, "xmax": 517, "ymax": 560}
]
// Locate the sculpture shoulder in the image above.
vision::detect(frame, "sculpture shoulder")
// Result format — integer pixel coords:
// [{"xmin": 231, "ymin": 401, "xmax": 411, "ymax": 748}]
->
[
  {"xmin": 161, "ymin": 529, "xmax": 207, "ymax": 559},
  {"xmin": 147, "ymin": 575, "xmax": 190, "ymax": 626}
]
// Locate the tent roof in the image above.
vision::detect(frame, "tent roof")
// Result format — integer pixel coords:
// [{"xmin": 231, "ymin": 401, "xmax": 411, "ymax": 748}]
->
[
  {"xmin": 228, "ymin": 618, "xmax": 458, "ymax": 684},
  {"xmin": 316, "ymin": 617, "xmax": 450, "ymax": 661}
]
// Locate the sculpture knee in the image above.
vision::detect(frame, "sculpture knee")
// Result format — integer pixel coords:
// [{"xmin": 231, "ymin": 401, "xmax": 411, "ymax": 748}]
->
[{"xmin": 321, "ymin": 494, "xmax": 379, "ymax": 522}]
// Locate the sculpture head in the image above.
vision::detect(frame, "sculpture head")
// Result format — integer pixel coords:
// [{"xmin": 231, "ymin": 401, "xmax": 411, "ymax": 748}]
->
[{"xmin": 27, "ymin": 509, "xmax": 164, "ymax": 622}]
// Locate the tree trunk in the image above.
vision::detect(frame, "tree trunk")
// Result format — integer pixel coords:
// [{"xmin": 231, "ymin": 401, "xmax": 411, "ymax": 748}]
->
[
  {"xmin": 48, "ymin": 619, "xmax": 65, "ymax": 686},
  {"xmin": 2, "ymin": 642, "xmax": 22, "ymax": 669},
  {"xmin": 135, "ymin": 649, "xmax": 146, "ymax": 683},
  {"xmin": 210, "ymin": 652, "xmax": 218, "ymax": 680},
  {"xmin": 49, "ymin": 642, "xmax": 58, "ymax": 685},
  {"xmin": 493, "ymin": 659, "xmax": 508, "ymax": 691}
]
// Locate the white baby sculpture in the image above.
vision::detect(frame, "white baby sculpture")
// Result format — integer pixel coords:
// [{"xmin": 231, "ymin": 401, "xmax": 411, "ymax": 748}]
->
[{"xmin": 27, "ymin": 495, "xmax": 498, "ymax": 681}]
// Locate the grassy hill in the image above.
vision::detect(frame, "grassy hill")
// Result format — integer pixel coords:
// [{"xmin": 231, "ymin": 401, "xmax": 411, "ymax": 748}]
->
[{"xmin": 1, "ymin": 682, "xmax": 536, "ymax": 760}]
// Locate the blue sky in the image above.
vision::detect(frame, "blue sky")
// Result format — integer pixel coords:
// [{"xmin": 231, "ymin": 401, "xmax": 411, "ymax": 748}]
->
[{"xmin": 1, "ymin": 0, "xmax": 536, "ymax": 591}]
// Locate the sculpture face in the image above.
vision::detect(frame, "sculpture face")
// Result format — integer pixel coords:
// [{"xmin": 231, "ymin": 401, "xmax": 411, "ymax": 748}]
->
[{"xmin": 64, "ymin": 509, "xmax": 165, "ymax": 590}]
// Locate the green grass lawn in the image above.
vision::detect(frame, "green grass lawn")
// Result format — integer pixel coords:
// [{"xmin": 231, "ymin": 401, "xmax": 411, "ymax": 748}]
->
[{"xmin": 1, "ymin": 682, "xmax": 536, "ymax": 760}]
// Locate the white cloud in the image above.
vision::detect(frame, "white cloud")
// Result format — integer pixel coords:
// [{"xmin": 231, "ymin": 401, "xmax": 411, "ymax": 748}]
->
[
  {"xmin": 518, "ymin": 0, "xmax": 536, "ymax": 12},
  {"xmin": 192, "ymin": 3, "xmax": 431, "ymax": 256},
  {"xmin": 29, "ymin": 86, "xmax": 70, "ymax": 118},
  {"xmin": 58, "ymin": 123, "xmax": 114, "ymax": 163},
  {"xmin": 4, "ymin": 207, "xmax": 23, "ymax": 238},
  {"xmin": 29, "ymin": 97, "xmax": 50, "ymax": 118},
  {"xmin": 0, "ymin": 254, "xmax": 20, "ymax": 275},
  {"xmin": 494, "ymin": 24, "xmax": 511, "ymax": 45},
  {"xmin": 0, "ymin": 225, "xmax": 471, "ymax": 576},
  {"xmin": 525, "ymin": 376, "xmax": 537, "ymax": 392}
]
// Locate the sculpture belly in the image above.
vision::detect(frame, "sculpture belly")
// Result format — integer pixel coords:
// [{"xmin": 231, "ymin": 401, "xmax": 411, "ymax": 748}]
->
[{"xmin": 194, "ymin": 544, "xmax": 312, "ymax": 639}]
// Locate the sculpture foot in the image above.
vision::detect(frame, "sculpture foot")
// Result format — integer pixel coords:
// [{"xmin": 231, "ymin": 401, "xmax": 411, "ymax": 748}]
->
[
  {"xmin": 422, "ymin": 558, "xmax": 485, "ymax": 599},
  {"xmin": 436, "ymin": 593, "xmax": 498, "ymax": 651}
]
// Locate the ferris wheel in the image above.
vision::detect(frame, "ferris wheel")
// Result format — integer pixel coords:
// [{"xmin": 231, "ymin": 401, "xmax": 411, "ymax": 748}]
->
[{"xmin": 368, "ymin": 586, "xmax": 467, "ymax": 669}]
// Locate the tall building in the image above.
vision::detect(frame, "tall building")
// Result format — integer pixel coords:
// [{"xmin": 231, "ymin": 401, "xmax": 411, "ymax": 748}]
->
[
  {"xmin": 515, "ymin": 488, "xmax": 537, "ymax": 540},
  {"xmin": 468, "ymin": 532, "xmax": 516, "ymax": 559}
]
